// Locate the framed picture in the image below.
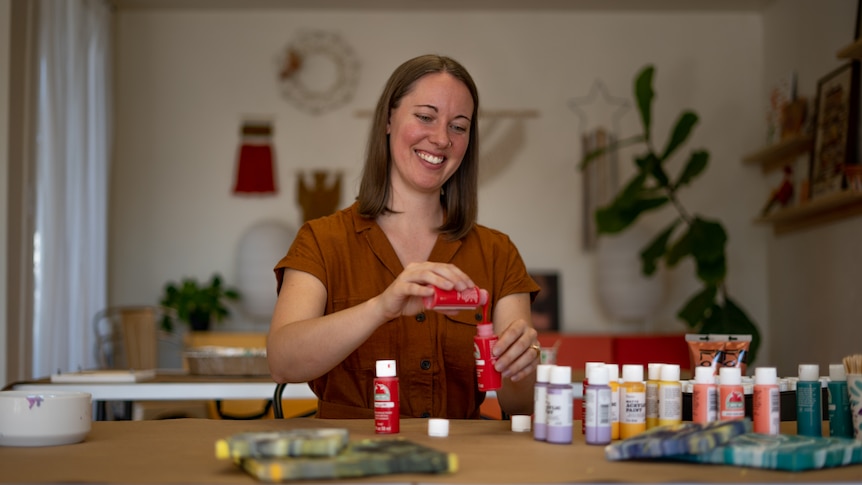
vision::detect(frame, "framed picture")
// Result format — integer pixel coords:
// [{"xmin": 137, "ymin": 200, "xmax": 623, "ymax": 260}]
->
[
  {"xmin": 529, "ymin": 271, "xmax": 560, "ymax": 332},
  {"xmin": 809, "ymin": 62, "xmax": 860, "ymax": 200}
]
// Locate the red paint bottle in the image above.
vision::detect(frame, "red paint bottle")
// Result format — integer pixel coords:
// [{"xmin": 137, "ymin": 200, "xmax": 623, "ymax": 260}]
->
[
  {"xmin": 474, "ymin": 322, "xmax": 502, "ymax": 391},
  {"xmin": 374, "ymin": 360, "xmax": 399, "ymax": 434},
  {"xmin": 424, "ymin": 287, "xmax": 489, "ymax": 311}
]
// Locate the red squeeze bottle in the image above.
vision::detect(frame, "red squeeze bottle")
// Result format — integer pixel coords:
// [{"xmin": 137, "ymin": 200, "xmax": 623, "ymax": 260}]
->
[
  {"xmin": 374, "ymin": 360, "xmax": 399, "ymax": 434},
  {"xmin": 423, "ymin": 287, "xmax": 489, "ymax": 311},
  {"xmin": 474, "ymin": 322, "xmax": 502, "ymax": 391}
]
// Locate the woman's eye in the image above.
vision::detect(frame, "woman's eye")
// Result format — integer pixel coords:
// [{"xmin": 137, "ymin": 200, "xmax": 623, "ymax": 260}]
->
[
  {"xmin": 451, "ymin": 125, "xmax": 467, "ymax": 134},
  {"xmin": 416, "ymin": 114, "xmax": 433, "ymax": 123}
]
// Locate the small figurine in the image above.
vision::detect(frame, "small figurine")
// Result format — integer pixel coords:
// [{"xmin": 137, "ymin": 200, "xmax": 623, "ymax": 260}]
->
[{"xmin": 760, "ymin": 165, "xmax": 794, "ymax": 216}]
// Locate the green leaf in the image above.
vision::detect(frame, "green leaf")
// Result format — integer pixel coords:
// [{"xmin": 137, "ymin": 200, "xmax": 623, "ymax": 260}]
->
[
  {"xmin": 661, "ymin": 111, "xmax": 699, "ymax": 161},
  {"xmin": 635, "ymin": 153, "xmax": 669, "ymax": 187},
  {"xmin": 665, "ymin": 228, "xmax": 691, "ymax": 267},
  {"xmin": 640, "ymin": 219, "xmax": 680, "ymax": 275},
  {"xmin": 677, "ymin": 285, "xmax": 717, "ymax": 328},
  {"xmin": 579, "ymin": 134, "xmax": 646, "ymax": 170},
  {"xmin": 689, "ymin": 217, "xmax": 727, "ymax": 262},
  {"xmin": 695, "ymin": 254, "xmax": 727, "ymax": 284},
  {"xmin": 595, "ymin": 196, "xmax": 669, "ymax": 234},
  {"xmin": 675, "ymin": 150, "xmax": 709, "ymax": 188},
  {"xmin": 635, "ymin": 65, "xmax": 655, "ymax": 139}
]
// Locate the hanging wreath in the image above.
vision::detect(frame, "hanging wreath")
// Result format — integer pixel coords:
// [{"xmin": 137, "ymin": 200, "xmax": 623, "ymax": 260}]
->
[{"xmin": 277, "ymin": 30, "xmax": 360, "ymax": 115}]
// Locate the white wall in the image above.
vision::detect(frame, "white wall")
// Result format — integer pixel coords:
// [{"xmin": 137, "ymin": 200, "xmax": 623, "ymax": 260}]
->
[
  {"xmin": 112, "ymin": 8, "xmax": 770, "ymax": 344},
  {"xmin": 0, "ymin": 0, "xmax": 10, "ymax": 388},
  {"xmin": 762, "ymin": 0, "xmax": 861, "ymax": 376}
]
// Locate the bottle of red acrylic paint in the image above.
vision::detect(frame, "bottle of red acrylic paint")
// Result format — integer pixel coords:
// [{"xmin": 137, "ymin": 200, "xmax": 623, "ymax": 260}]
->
[
  {"xmin": 423, "ymin": 286, "xmax": 489, "ymax": 311},
  {"xmin": 374, "ymin": 360, "xmax": 399, "ymax": 434},
  {"xmin": 474, "ymin": 322, "xmax": 502, "ymax": 392}
]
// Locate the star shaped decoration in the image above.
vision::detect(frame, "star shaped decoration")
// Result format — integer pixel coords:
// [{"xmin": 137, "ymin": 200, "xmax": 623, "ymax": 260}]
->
[{"xmin": 568, "ymin": 79, "xmax": 631, "ymax": 134}]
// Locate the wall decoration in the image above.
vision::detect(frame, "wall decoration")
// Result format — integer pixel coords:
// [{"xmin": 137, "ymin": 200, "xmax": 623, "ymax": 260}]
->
[
  {"xmin": 233, "ymin": 120, "xmax": 277, "ymax": 195},
  {"xmin": 297, "ymin": 170, "xmax": 342, "ymax": 222},
  {"xmin": 278, "ymin": 30, "xmax": 360, "ymax": 115},
  {"xmin": 810, "ymin": 62, "xmax": 859, "ymax": 200},
  {"xmin": 529, "ymin": 271, "xmax": 560, "ymax": 332},
  {"xmin": 765, "ymin": 72, "xmax": 797, "ymax": 145}
]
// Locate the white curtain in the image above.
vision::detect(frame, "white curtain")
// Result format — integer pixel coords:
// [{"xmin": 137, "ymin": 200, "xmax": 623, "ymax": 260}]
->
[{"xmin": 32, "ymin": 0, "xmax": 111, "ymax": 376}]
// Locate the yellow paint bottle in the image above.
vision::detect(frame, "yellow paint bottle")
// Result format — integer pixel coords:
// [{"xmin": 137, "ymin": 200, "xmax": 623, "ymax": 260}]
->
[{"xmin": 619, "ymin": 364, "xmax": 646, "ymax": 439}]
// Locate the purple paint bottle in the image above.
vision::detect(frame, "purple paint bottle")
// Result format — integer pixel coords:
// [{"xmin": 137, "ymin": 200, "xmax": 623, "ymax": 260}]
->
[
  {"xmin": 546, "ymin": 365, "xmax": 573, "ymax": 444},
  {"xmin": 533, "ymin": 364, "xmax": 553, "ymax": 441},
  {"xmin": 585, "ymin": 364, "xmax": 612, "ymax": 445}
]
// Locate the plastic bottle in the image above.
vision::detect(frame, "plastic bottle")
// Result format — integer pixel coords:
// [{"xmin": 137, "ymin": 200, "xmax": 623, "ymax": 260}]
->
[
  {"xmin": 753, "ymin": 367, "xmax": 780, "ymax": 435},
  {"xmin": 546, "ymin": 365, "xmax": 573, "ymax": 444},
  {"xmin": 423, "ymin": 286, "xmax": 489, "ymax": 310},
  {"xmin": 827, "ymin": 363, "xmax": 853, "ymax": 438},
  {"xmin": 582, "ymin": 362, "xmax": 603, "ymax": 434},
  {"xmin": 645, "ymin": 363, "xmax": 662, "ymax": 429},
  {"xmin": 533, "ymin": 364, "xmax": 553, "ymax": 441},
  {"xmin": 374, "ymin": 360, "xmax": 399, "ymax": 434},
  {"xmin": 619, "ymin": 364, "xmax": 646, "ymax": 439},
  {"xmin": 796, "ymin": 364, "xmax": 822, "ymax": 437},
  {"xmin": 606, "ymin": 364, "xmax": 620, "ymax": 440},
  {"xmin": 657, "ymin": 364, "xmax": 681, "ymax": 427},
  {"xmin": 718, "ymin": 367, "xmax": 745, "ymax": 421},
  {"xmin": 474, "ymin": 323, "xmax": 501, "ymax": 391},
  {"xmin": 692, "ymin": 366, "xmax": 717, "ymax": 424},
  {"xmin": 585, "ymin": 364, "xmax": 612, "ymax": 445}
]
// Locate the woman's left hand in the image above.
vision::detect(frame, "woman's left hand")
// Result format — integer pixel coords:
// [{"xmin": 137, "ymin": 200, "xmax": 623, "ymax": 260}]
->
[{"xmin": 491, "ymin": 315, "xmax": 540, "ymax": 383}]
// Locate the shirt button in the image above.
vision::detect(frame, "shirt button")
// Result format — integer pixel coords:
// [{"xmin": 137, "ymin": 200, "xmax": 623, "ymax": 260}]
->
[
  {"xmin": 474, "ymin": 313, "xmax": 482, "ymax": 321},
  {"xmin": 421, "ymin": 412, "xmax": 430, "ymax": 418},
  {"xmin": 420, "ymin": 359, "xmax": 431, "ymax": 370},
  {"xmin": 415, "ymin": 312, "xmax": 426, "ymax": 322}
]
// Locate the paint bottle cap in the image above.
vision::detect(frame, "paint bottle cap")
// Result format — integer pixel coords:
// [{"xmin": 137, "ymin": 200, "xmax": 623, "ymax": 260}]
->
[
  {"xmin": 694, "ymin": 366, "xmax": 715, "ymax": 384},
  {"xmin": 622, "ymin": 364, "xmax": 643, "ymax": 383},
  {"xmin": 476, "ymin": 322, "xmax": 494, "ymax": 338},
  {"xmin": 754, "ymin": 367, "xmax": 777, "ymax": 385},
  {"xmin": 428, "ymin": 418, "xmax": 449, "ymax": 437},
  {"xmin": 511, "ymin": 415, "xmax": 532, "ymax": 432},
  {"xmin": 798, "ymin": 364, "xmax": 819, "ymax": 381},
  {"xmin": 648, "ymin": 363, "xmax": 664, "ymax": 380},
  {"xmin": 719, "ymin": 366, "xmax": 741, "ymax": 385},
  {"xmin": 660, "ymin": 364, "xmax": 680, "ymax": 382},
  {"xmin": 605, "ymin": 363, "xmax": 620, "ymax": 382},
  {"xmin": 589, "ymin": 364, "xmax": 609, "ymax": 385},
  {"xmin": 549, "ymin": 365, "xmax": 572, "ymax": 385},
  {"xmin": 829, "ymin": 364, "xmax": 847, "ymax": 381},
  {"xmin": 536, "ymin": 364, "xmax": 553, "ymax": 383},
  {"xmin": 585, "ymin": 362, "xmax": 604, "ymax": 380},
  {"xmin": 376, "ymin": 360, "xmax": 396, "ymax": 378}
]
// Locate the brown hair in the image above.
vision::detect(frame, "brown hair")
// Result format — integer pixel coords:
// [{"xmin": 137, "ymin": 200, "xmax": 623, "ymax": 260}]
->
[{"xmin": 357, "ymin": 54, "xmax": 479, "ymax": 240}]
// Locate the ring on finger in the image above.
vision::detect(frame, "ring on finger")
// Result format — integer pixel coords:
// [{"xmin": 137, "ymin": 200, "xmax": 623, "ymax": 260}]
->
[{"xmin": 529, "ymin": 343, "xmax": 541, "ymax": 360}]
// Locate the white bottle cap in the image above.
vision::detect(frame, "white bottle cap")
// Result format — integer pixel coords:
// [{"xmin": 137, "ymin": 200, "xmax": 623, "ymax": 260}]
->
[
  {"xmin": 511, "ymin": 415, "xmax": 532, "ymax": 432},
  {"xmin": 719, "ymin": 366, "xmax": 741, "ymax": 385},
  {"xmin": 648, "ymin": 363, "xmax": 663, "ymax": 380},
  {"xmin": 589, "ymin": 364, "xmax": 609, "ymax": 385},
  {"xmin": 829, "ymin": 364, "xmax": 847, "ymax": 381},
  {"xmin": 798, "ymin": 364, "xmax": 819, "ymax": 381},
  {"xmin": 660, "ymin": 364, "xmax": 680, "ymax": 381},
  {"xmin": 376, "ymin": 360, "xmax": 396, "ymax": 378},
  {"xmin": 536, "ymin": 364, "xmax": 553, "ymax": 383},
  {"xmin": 622, "ymin": 364, "xmax": 643, "ymax": 383},
  {"xmin": 549, "ymin": 365, "xmax": 572, "ymax": 385},
  {"xmin": 605, "ymin": 363, "xmax": 620, "ymax": 382},
  {"xmin": 585, "ymin": 362, "xmax": 604, "ymax": 379},
  {"xmin": 694, "ymin": 366, "xmax": 714, "ymax": 384},
  {"xmin": 428, "ymin": 418, "xmax": 449, "ymax": 437},
  {"xmin": 754, "ymin": 367, "xmax": 777, "ymax": 385}
]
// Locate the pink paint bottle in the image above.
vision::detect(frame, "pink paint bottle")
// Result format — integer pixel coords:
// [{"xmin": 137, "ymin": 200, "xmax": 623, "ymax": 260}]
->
[
  {"xmin": 753, "ymin": 367, "xmax": 780, "ymax": 435},
  {"xmin": 424, "ymin": 286, "xmax": 489, "ymax": 311},
  {"xmin": 719, "ymin": 366, "xmax": 745, "ymax": 421},
  {"xmin": 374, "ymin": 360, "xmax": 399, "ymax": 434},
  {"xmin": 692, "ymin": 366, "xmax": 717, "ymax": 424}
]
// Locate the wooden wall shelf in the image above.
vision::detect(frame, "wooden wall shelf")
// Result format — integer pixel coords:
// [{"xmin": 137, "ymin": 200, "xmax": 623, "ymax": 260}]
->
[
  {"xmin": 837, "ymin": 38, "xmax": 862, "ymax": 59},
  {"xmin": 755, "ymin": 191, "xmax": 862, "ymax": 235},
  {"xmin": 742, "ymin": 135, "xmax": 813, "ymax": 173}
]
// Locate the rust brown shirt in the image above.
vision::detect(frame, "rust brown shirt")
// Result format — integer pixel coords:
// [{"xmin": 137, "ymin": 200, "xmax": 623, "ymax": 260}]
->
[{"xmin": 274, "ymin": 202, "xmax": 539, "ymax": 419}]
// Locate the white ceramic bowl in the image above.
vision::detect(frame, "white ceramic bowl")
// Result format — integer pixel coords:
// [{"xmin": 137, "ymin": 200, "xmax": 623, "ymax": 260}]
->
[{"xmin": 0, "ymin": 390, "xmax": 92, "ymax": 447}]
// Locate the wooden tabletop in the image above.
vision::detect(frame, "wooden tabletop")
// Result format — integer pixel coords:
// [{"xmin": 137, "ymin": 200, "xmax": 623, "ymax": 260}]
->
[{"xmin": 0, "ymin": 418, "xmax": 860, "ymax": 484}]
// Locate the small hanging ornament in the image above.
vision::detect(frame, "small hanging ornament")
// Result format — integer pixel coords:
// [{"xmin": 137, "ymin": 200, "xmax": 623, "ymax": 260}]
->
[{"xmin": 233, "ymin": 120, "xmax": 277, "ymax": 195}]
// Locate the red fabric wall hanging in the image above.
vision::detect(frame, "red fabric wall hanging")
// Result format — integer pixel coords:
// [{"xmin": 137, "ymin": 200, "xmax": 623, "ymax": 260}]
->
[{"xmin": 233, "ymin": 121, "xmax": 277, "ymax": 195}]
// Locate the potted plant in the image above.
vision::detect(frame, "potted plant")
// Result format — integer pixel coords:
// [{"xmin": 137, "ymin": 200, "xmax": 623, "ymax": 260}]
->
[
  {"xmin": 580, "ymin": 64, "xmax": 761, "ymax": 364},
  {"xmin": 159, "ymin": 273, "xmax": 241, "ymax": 332}
]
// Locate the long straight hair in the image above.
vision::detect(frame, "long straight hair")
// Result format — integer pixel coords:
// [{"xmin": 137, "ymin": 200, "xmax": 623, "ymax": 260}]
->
[{"xmin": 357, "ymin": 55, "xmax": 479, "ymax": 241}]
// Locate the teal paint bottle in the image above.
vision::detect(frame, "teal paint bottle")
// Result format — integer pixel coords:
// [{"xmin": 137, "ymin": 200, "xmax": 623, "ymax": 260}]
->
[
  {"xmin": 828, "ymin": 364, "xmax": 853, "ymax": 438},
  {"xmin": 796, "ymin": 364, "xmax": 822, "ymax": 437}
]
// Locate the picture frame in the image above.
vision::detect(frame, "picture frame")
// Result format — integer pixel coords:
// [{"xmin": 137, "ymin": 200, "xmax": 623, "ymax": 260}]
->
[
  {"xmin": 809, "ymin": 62, "xmax": 860, "ymax": 200},
  {"xmin": 529, "ymin": 271, "xmax": 560, "ymax": 332}
]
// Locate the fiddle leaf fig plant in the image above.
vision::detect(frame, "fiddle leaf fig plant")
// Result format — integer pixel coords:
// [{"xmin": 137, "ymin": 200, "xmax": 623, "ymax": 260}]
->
[{"xmin": 581, "ymin": 64, "xmax": 761, "ymax": 364}]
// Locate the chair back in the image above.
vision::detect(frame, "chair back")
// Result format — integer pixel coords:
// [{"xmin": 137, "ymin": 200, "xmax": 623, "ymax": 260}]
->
[{"xmin": 94, "ymin": 306, "xmax": 164, "ymax": 370}]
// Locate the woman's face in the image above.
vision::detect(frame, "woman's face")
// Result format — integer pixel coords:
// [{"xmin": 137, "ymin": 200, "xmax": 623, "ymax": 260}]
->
[{"xmin": 386, "ymin": 72, "xmax": 473, "ymax": 198}]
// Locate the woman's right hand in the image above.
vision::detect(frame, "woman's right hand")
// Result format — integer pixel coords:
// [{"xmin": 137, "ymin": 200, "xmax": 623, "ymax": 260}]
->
[{"xmin": 374, "ymin": 262, "xmax": 476, "ymax": 321}]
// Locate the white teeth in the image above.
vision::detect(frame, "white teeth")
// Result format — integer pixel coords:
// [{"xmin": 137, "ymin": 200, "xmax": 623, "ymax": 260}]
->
[{"xmin": 417, "ymin": 151, "xmax": 444, "ymax": 165}]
